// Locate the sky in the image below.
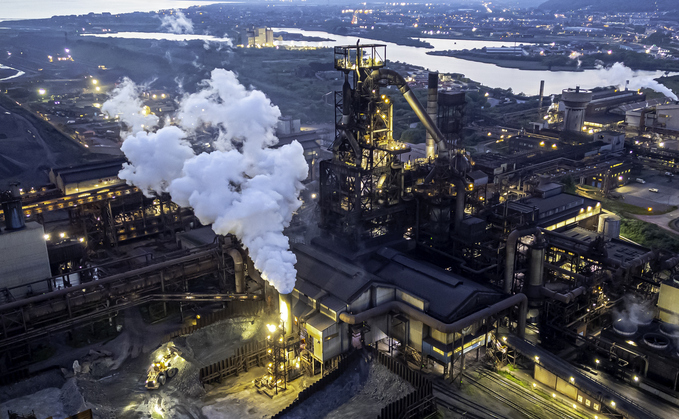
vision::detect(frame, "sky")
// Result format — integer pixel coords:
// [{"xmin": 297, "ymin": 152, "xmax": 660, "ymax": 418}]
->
[
  {"xmin": 0, "ymin": 1, "xmax": 233, "ymax": 21},
  {"xmin": 1, "ymin": 0, "xmax": 552, "ymax": 21}
]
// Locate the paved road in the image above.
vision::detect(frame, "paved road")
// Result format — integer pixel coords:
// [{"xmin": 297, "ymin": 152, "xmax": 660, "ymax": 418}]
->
[{"xmin": 615, "ymin": 170, "xmax": 679, "ymax": 234}]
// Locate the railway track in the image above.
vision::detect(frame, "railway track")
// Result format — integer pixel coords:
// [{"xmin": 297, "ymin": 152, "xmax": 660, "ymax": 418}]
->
[
  {"xmin": 465, "ymin": 368, "xmax": 585, "ymax": 419},
  {"xmin": 432, "ymin": 379, "xmax": 508, "ymax": 419}
]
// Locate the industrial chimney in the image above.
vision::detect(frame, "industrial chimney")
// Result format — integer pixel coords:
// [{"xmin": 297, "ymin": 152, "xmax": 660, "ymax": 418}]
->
[{"xmin": 1, "ymin": 183, "xmax": 26, "ymax": 231}]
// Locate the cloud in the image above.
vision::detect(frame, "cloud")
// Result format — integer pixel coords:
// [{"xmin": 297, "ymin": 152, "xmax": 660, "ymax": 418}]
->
[{"xmin": 102, "ymin": 70, "xmax": 308, "ymax": 295}]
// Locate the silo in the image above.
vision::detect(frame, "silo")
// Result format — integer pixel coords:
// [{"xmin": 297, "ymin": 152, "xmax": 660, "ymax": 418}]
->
[
  {"xmin": 598, "ymin": 213, "xmax": 621, "ymax": 239},
  {"xmin": 561, "ymin": 86, "xmax": 593, "ymax": 133}
]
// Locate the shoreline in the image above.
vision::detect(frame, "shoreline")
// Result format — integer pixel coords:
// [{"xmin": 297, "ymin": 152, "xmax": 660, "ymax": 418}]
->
[{"xmin": 426, "ymin": 51, "xmax": 588, "ymax": 72}]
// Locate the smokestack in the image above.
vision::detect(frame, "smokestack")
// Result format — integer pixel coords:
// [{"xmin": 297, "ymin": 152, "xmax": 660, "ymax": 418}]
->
[
  {"xmin": 426, "ymin": 72, "xmax": 439, "ymax": 160},
  {"xmin": 538, "ymin": 80, "xmax": 545, "ymax": 114},
  {"xmin": 626, "ymin": 80, "xmax": 629, "ymax": 91}
]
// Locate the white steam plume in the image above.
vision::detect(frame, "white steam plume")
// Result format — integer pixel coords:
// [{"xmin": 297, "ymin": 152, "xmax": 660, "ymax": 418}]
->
[
  {"xmin": 595, "ymin": 62, "xmax": 678, "ymax": 100},
  {"xmin": 101, "ymin": 78, "xmax": 159, "ymax": 133},
  {"xmin": 160, "ymin": 10, "xmax": 194, "ymax": 34},
  {"xmin": 102, "ymin": 69, "xmax": 308, "ymax": 294}
]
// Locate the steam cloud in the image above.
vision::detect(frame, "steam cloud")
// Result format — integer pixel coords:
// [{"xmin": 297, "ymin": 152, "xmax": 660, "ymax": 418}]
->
[
  {"xmin": 595, "ymin": 62, "xmax": 678, "ymax": 100},
  {"xmin": 160, "ymin": 10, "xmax": 194, "ymax": 34},
  {"xmin": 103, "ymin": 70, "xmax": 308, "ymax": 294}
]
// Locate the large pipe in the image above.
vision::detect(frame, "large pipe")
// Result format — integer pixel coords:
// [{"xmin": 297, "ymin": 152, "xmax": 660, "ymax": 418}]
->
[
  {"xmin": 540, "ymin": 286, "xmax": 586, "ymax": 304},
  {"xmin": 505, "ymin": 227, "xmax": 542, "ymax": 294},
  {"xmin": 339, "ymin": 293, "xmax": 528, "ymax": 338},
  {"xmin": 227, "ymin": 248, "xmax": 245, "ymax": 293},
  {"xmin": 426, "ymin": 72, "xmax": 439, "ymax": 160},
  {"xmin": 662, "ymin": 254, "xmax": 679, "ymax": 270},
  {"xmin": 538, "ymin": 80, "xmax": 545, "ymax": 113},
  {"xmin": 366, "ymin": 69, "xmax": 447, "ymax": 153},
  {"xmin": 0, "ymin": 248, "xmax": 218, "ymax": 315}
]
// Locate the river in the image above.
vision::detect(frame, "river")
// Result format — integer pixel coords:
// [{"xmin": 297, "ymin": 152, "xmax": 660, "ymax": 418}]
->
[
  {"xmin": 273, "ymin": 28, "xmax": 676, "ymax": 97},
  {"xmin": 55, "ymin": 28, "xmax": 679, "ymax": 97}
]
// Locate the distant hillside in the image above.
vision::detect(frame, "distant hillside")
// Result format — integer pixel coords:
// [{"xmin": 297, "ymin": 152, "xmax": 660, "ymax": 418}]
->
[{"xmin": 538, "ymin": 0, "xmax": 678, "ymax": 12}]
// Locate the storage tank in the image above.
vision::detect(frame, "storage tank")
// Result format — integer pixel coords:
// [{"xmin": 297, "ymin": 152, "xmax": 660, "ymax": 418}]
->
[{"xmin": 598, "ymin": 213, "xmax": 620, "ymax": 239}]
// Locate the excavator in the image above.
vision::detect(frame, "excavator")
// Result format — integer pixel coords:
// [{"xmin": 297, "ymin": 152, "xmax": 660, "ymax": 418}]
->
[{"xmin": 145, "ymin": 345, "xmax": 181, "ymax": 390}]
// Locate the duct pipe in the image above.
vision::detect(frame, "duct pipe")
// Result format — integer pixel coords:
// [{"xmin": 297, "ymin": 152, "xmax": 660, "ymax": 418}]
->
[
  {"xmin": 538, "ymin": 80, "xmax": 545, "ymax": 114},
  {"xmin": 455, "ymin": 180, "xmax": 466, "ymax": 232},
  {"xmin": 621, "ymin": 249, "xmax": 658, "ymax": 270},
  {"xmin": 366, "ymin": 69, "xmax": 447, "ymax": 153},
  {"xmin": 227, "ymin": 248, "xmax": 245, "ymax": 293},
  {"xmin": 426, "ymin": 72, "xmax": 439, "ymax": 160},
  {"xmin": 340, "ymin": 293, "xmax": 528, "ymax": 338},
  {"xmin": 505, "ymin": 227, "xmax": 542, "ymax": 294},
  {"xmin": 662, "ymin": 254, "xmax": 679, "ymax": 270},
  {"xmin": 0, "ymin": 248, "xmax": 218, "ymax": 314},
  {"xmin": 540, "ymin": 286, "xmax": 586, "ymax": 304},
  {"xmin": 544, "ymin": 263, "xmax": 587, "ymax": 282}
]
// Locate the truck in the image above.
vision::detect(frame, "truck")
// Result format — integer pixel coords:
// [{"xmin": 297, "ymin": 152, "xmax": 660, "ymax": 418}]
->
[{"xmin": 145, "ymin": 345, "xmax": 181, "ymax": 390}]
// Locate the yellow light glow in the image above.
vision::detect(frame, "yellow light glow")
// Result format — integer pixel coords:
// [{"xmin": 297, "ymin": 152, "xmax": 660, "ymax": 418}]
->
[{"xmin": 267, "ymin": 324, "xmax": 277, "ymax": 333}]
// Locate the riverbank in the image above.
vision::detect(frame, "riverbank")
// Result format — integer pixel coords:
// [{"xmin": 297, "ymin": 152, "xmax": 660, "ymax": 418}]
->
[{"xmin": 426, "ymin": 51, "xmax": 588, "ymax": 72}]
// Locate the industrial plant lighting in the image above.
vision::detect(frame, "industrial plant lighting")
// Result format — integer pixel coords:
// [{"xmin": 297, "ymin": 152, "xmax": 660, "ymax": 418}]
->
[
  {"xmin": 595, "ymin": 359, "xmax": 599, "ymax": 364},
  {"xmin": 648, "ymin": 208, "xmax": 653, "ymax": 212},
  {"xmin": 59, "ymin": 232, "xmax": 65, "ymax": 238},
  {"xmin": 569, "ymin": 377, "xmax": 574, "ymax": 383},
  {"xmin": 534, "ymin": 356, "xmax": 539, "ymax": 362},
  {"xmin": 611, "ymin": 401, "xmax": 616, "ymax": 407},
  {"xmin": 533, "ymin": 383, "xmax": 537, "ymax": 388},
  {"xmin": 311, "ymin": 193, "xmax": 317, "ymax": 199},
  {"xmin": 551, "ymin": 144, "xmax": 557, "ymax": 149},
  {"xmin": 267, "ymin": 324, "xmax": 277, "ymax": 333},
  {"xmin": 634, "ymin": 376, "xmax": 639, "ymax": 382},
  {"xmin": 502, "ymin": 337, "xmax": 507, "ymax": 342},
  {"xmin": 79, "ymin": 237, "xmax": 85, "ymax": 242},
  {"xmin": 38, "ymin": 88, "xmax": 46, "ymax": 95},
  {"xmin": 552, "ymin": 393, "xmax": 556, "ymax": 398},
  {"xmin": 92, "ymin": 79, "xmax": 98, "ymax": 85},
  {"xmin": 44, "ymin": 234, "xmax": 50, "ymax": 240}
]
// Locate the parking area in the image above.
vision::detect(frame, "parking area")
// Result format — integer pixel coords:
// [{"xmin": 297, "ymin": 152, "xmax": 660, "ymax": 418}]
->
[{"xmin": 615, "ymin": 170, "xmax": 679, "ymax": 210}]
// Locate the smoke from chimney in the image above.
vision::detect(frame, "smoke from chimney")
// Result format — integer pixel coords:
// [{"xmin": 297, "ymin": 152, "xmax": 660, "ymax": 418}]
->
[{"xmin": 103, "ymin": 69, "xmax": 309, "ymax": 294}]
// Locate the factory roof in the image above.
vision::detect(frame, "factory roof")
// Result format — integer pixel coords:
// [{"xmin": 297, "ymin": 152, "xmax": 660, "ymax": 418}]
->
[
  {"xmin": 292, "ymin": 242, "xmax": 504, "ymax": 323},
  {"xmin": 50, "ymin": 158, "xmax": 127, "ymax": 185},
  {"xmin": 556, "ymin": 226, "xmax": 650, "ymax": 264}
]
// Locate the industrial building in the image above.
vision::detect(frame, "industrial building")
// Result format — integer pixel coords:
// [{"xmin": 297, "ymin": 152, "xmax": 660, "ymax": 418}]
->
[{"xmin": 2, "ymin": 43, "xmax": 679, "ymax": 419}]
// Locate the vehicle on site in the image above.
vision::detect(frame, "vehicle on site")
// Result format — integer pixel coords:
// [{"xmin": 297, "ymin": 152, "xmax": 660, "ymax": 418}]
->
[
  {"xmin": 145, "ymin": 345, "xmax": 181, "ymax": 390},
  {"xmin": 649, "ymin": 188, "xmax": 659, "ymax": 193},
  {"xmin": 636, "ymin": 178, "xmax": 646, "ymax": 184}
]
